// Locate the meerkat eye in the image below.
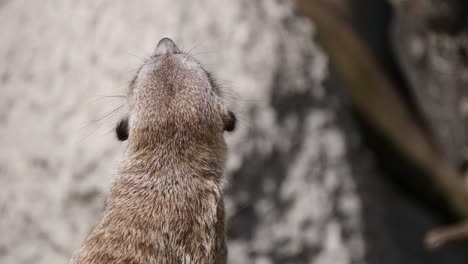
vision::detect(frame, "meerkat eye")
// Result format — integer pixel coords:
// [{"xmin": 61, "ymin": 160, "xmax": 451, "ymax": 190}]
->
[
  {"xmin": 223, "ymin": 111, "xmax": 236, "ymax": 132},
  {"xmin": 116, "ymin": 117, "xmax": 129, "ymax": 141}
]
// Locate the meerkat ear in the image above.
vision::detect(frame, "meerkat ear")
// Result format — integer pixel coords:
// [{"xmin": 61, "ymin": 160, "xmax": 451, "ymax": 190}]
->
[
  {"xmin": 224, "ymin": 111, "xmax": 236, "ymax": 132},
  {"xmin": 116, "ymin": 117, "xmax": 129, "ymax": 141}
]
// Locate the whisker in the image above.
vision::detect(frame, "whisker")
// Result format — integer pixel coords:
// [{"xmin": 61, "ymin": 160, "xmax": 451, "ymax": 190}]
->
[
  {"xmin": 78, "ymin": 106, "xmax": 125, "ymax": 142},
  {"xmin": 189, "ymin": 51, "xmax": 219, "ymax": 58},
  {"xmin": 81, "ymin": 105, "xmax": 124, "ymax": 129},
  {"xmin": 235, "ymin": 115, "xmax": 251, "ymax": 129},
  {"xmin": 126, "ymin": 52, "xmax": 147, "ymax": 63},
  {"xmin": 185, "ymin": 40, "xmax": 205, "ymax": 56},
  {"xmin": 86, "ymin": 95, "xmax": 126, "ymax": 105},
  {"xmin": 227, "ymin": 204, "xmax": 251, "ymax": 220}
]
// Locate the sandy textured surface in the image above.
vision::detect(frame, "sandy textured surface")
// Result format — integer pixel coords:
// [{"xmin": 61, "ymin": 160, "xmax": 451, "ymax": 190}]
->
[{"xmin": 1, "ymin": 0, "xmax": 364, "ymax": 263}]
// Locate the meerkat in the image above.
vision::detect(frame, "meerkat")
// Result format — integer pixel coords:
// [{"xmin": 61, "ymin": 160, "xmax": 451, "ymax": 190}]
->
[{"xmin": 70, "ymin": 38, "xmax": 236, "ymax": 264}]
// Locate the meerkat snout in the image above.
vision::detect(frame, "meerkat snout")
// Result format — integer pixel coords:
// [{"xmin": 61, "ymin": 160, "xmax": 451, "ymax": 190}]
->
[{"xmin": 154, "ymin": 37, "xmax": 181, "ymax": 55}]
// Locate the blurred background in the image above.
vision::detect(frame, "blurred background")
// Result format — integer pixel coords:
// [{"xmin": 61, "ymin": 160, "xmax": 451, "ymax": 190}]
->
[{"xmin": 1, "ymin": 0, "xmax": 468, "ymax": 263}]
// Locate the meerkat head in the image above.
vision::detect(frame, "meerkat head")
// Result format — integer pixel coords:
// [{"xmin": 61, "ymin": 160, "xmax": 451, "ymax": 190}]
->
[{"xmin": 116, "ymin": 38, "xmax": 236, "ymax": 147}]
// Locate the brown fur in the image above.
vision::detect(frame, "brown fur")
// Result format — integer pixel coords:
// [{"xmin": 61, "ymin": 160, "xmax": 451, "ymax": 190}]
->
[{"xmin": 70, "ymin": 38, "xmax": 234, "ymax": 264}]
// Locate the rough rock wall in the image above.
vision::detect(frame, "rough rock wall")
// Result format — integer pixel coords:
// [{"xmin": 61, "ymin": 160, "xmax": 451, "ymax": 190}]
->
[{"xmin": 0, "ymin": 0, "xmax": 366, "ymax": 263}]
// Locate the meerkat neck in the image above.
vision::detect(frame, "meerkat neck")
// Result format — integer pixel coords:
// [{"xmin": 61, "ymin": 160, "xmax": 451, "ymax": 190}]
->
[{"xmin": 121, "ymin": 139, "xmax": 226, "ymax": 182}]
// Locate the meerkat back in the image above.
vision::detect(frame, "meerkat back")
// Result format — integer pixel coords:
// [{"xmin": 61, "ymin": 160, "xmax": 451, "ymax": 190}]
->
[{"xmin": 69, "ymin": 38, "xmax": 236, "ymax": 264}]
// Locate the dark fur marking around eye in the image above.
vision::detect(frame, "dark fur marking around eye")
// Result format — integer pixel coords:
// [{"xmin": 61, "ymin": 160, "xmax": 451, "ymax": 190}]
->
[
  {"xmin": 224, "ymin": 111, "xmax": 236, "ymax": 132},
  {"xmin": 116, "ymin": 117, "xmax": 129, "ymax": 141}
]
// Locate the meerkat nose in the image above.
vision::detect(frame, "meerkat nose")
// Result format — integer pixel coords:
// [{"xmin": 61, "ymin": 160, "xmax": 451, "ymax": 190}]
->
[{"xmin": 155, "ymin": 38, "xmax": 181, "ymax": 55}]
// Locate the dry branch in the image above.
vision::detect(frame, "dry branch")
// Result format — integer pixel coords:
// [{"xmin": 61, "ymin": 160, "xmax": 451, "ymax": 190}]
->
[
  {"xmin": 425, "ymin": 221, "xmax": 468, "ymax": 249},
  {"xmin": 295, "ymin": 0, "xmax": 468, "ymax": 219}
]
